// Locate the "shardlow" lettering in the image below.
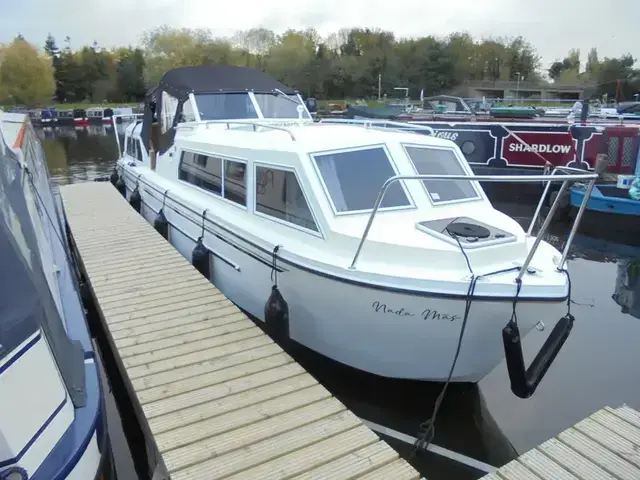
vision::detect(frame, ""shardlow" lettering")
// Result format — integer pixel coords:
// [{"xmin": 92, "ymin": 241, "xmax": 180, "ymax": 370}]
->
[{"xmin": 508, "ymin": 143, "xmax": 572, "ymax": 154}]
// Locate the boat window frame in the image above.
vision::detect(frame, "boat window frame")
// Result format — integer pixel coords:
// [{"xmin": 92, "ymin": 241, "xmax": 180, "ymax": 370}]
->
[
  {"xmin": 308, "ymin": 143, "xmax": 416, "ymax": 217},
  {"xmin": 401, "ymin": 142, "xmax": 484, "ymax": 206},
  {"xmin": 253, "ymin": 160, "xmax": 324, "ymax": 239},
  {"xmin": 192, "ymin": 92, "xmax": 262, "ymax": 121},
  {"xmin": 177, "ymin": 148, "xmax": 249, "ymax": 210},
  {"xmin": 249, "ymin": 92, "xmax": 312, "ymax": 120}
]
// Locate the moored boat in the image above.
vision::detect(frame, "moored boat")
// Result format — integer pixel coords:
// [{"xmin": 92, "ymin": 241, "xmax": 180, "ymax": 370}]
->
[
  {"xmin": 86, "ymin": 107, "xmax": 114, "ymax": 125},
  {"xmin": 0, "ymin": 111, "xmax": 114, "ymax": 478},
  {"xmin": 110, "ymin": 65, "xmax": 599, "ymax": 395}
]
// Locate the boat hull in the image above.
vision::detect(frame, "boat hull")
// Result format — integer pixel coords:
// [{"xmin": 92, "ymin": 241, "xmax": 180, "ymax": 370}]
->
[
  {"xmin": 121, "ymin": 170, "xmax": 566, "ymax": 383},
  {"xmin": 568, "ymin": 185, "xmax": 640, "ymax": 244}
]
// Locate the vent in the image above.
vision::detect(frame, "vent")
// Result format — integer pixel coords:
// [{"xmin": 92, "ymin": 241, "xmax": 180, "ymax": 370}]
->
[{"xmin": 416, "ymin": 217, "xmax": 516, "ymax": 249}]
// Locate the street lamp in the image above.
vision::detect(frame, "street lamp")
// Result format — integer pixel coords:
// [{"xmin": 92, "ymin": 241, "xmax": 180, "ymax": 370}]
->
[{"xmin": 515, "ymin": 72, "xmax": 521, "ymax": 103}]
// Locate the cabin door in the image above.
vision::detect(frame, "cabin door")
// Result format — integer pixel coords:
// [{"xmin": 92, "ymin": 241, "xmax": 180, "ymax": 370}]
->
[{"xmin": 603, "ymin": 127, "xmax": 640, "ymax": 174}]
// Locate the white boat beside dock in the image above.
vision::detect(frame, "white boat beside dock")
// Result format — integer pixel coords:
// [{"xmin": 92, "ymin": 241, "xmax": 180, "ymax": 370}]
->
[{"xmin": 111, "ymin": 65, "xmax": 601, "ymax": 391}]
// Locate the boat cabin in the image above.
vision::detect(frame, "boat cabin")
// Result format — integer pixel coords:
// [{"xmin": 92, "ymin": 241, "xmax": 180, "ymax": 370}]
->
[{"xmin": 121, "ymin": 65, "xmax": 513, "ymax": 268}]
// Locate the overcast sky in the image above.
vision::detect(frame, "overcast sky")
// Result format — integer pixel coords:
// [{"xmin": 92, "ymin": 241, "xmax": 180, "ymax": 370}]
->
[{"xmin": 2, "ymin": 0, "xmax": 638, "ymax": 70}]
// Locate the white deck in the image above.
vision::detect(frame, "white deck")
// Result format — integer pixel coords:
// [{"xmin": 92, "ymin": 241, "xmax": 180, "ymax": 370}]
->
[
  {"xmin": 59, "ymin": 181, "xmax": 423, "ymax": 480},
  {"xmin": 482, "ymin": 405, "xmax": 640, "ymax": 480}
]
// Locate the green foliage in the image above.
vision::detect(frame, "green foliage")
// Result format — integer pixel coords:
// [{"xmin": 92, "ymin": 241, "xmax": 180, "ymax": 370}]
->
[
  {"xmin": 0, "ymin": 38, "xmax": 55, "ymax": 106},
  {"xmin": 548, "ymin": 48, "xmax": 639, "ymax": 99},
  {"xmin": 2, "ymin": 28, "xmax": 638, "ymax": 107}
]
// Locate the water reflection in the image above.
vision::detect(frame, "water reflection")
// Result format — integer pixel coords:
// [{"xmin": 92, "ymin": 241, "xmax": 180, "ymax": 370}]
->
[
  {"xmin": 37, "ymin": 126, "xmax": 120, "ymax": 185},
  {"xmin": 612, "ymin": 258, "xmax": 640, "ymax": 318}
]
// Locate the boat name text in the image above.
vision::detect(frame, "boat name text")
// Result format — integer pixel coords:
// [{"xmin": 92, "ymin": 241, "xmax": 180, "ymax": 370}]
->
[
  {"xmin": 508, "ymin": 143, "xmax": 572, "ymax": 154},
  {"xmin": 371, "ymin": 301, "xmax": 460, "ymax": 322},
  {"xmin": 434, "ymin": 131, "xmax": 459, "ymax": 141}
]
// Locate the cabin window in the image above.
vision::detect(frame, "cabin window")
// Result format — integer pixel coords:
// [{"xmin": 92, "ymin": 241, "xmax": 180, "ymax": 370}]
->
[
  {"xmin": 255, "ymin": 166, "xmax": 318, "ymax": 232},
  {"xmin": 161, "ymin": 91, "xmax": 180, "ymax": 134},
  {"xmin": 194, "ymin": 93, "xmax": 258, "ymax": 120},
  {"xmin": 224, "ymin": 160, "xmax": 247, "ymax": 205},
  {"xmin": 125, "ymin": 135, "xmax": 142, "ymax": 161},
  {"xmin": 178, "ymin": 151, "xmax": 246, "ymax": 206},
  {"xmin": 312, "ymin": 147, "xmax": 411, "ymax": 214},
  {"xmin": 136, "ymin": 139, "xmax": 143, "ymax": 162},
  {"xmin": 182, "ymin": 98, "xmax": 197, "ymax": 123},
  {"xmin": 253, "ymin": 93, "xmax": 311, "ymax": 119},
  {"xmin": 403, "ymin": 145, "xmax": 479, "ymax": 203}
]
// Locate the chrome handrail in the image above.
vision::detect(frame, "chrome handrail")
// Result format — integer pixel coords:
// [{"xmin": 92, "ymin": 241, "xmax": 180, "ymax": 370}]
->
[
  {"xmin": 110, "ymin": 113, "xmax": 145, "ymax": 158},
  {"xmin": 349, "ymin": 162, "xmax": 605, "ymax": 275},
  {"xmin": 202, "ymin": 120, "xmax": 298, "ymax": 141},
  {"xmin": 319, "ymin": 118, "xmax": 435, "ymax": 135}
]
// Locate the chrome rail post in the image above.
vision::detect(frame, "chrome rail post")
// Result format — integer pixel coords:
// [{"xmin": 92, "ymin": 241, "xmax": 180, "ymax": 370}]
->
[
  {"xmin": 517, "ymin": 179, "xmax": 570, "ymax": 280},
  {"xmin": 556, "ymin": 154, "xmax": 608, "ymax": 269},
  {"xmin": 348, "ymin": 170, "xmax": 599, "ymax": 272},
  {"xmin": 112, "ymin": 115, "xmax": 122, "ymax": 159},
  {"xmin": 349, "ymin": 176, "xmax": 396, "ymax": 269},
  {"xmin": 527, "ymin": 169, "xmax": 562, "ymax": 235}
]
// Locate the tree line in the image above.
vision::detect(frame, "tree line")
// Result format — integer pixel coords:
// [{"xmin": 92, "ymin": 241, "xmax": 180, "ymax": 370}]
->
[{"xmin": 0, "ymin": 26, "xmax": 638, "ymax": 107}]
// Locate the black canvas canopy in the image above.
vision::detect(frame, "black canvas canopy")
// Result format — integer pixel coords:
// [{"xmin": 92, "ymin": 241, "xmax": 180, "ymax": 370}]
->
[
  {"xmin": 157, "ymin": 64, "xmax": 296, "ymax": 100},
  {"xmin": 142, "ymin": 65, "xmax": 296, "ymax": 155}
]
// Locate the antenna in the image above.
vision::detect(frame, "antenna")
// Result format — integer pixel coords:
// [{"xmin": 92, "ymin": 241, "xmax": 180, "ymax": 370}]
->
[{"xmin": 297, "ymin": 104, "xmax": 304, "ymax": 126}]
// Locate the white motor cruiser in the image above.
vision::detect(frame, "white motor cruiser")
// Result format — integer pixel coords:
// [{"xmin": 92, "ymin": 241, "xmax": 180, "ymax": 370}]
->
[{"xmin": 111, "ymin": 65, "xmax": 599, "ymax": 392}]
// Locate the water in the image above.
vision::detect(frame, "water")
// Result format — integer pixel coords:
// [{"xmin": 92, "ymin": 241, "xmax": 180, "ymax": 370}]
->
[{"xmin": 41, "ymin": 125, "xmax": 640, "ymax": 479}]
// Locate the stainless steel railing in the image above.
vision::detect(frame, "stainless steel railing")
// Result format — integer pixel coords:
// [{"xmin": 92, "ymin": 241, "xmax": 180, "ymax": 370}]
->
[
  {"xmin": 349, "ymin": 157, "xmax": 607, "ymax": 275},
  {"xmin": 319, "ymin": 118, "xmax": 435, "ymax": 135}
]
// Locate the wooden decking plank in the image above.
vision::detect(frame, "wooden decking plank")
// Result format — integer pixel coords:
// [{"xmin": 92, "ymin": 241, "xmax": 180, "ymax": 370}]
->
[
  {"xmin": 126, "ymin": 335, "xmax": 274, "ymax": 380},
  {"xmin": 169, "ymin": 413, "xmax": 362, "ymax": 479},
  {"xmin": 492, "ymin": 459, "xmax": 543, "ymax": 480},
  {"xmin": 117, "ymin": 316, "xmax": 253, "ymax": 358},
  {"xmin": 122, "ymin": 327, "xmax": 264, "ymax": 367},
  {"xmin": 610, "ymin": 406, "xmax": 640, "ymax": 429},
  {"xmin": 517, "ymin": 450, "xmax": 577, "ymax": 480},
  {"xmin": 110, "ymin": 304, "xmax": 240, "ymax": 340},
  {"xmin": 59, "ymin": 182, "xmax": 420, "ymax": 480},
  {"xmin": 289, "ymin": 442, "xmax": 398, "ymax": 480},
  {"xmin": 591, "ymin": 410, "xmax": 640, "ymax": 446},
  {"xmin": 154, "ymin": 385, "xmax": 332, "ymax": 453},
  {"xmin": 223, "ymin": 426, "xmax": 381, "ymax": 480},
  {"xmin": 557, "ymin": 428, "xmax": 640, "ymax": 480},
  {"xmin": 141, "ymin": 362, "xmax": 307, "ymax": 417},
  {"xmin": 573, "ymin": 418, "xmax": 640, "ymax": 469},
  {"xmin": 131, "ymin": 343, "xmax": 284, "ymax": 391},
  {"xmin": 355, "ymin": 458, "xmax": 421, "ymax": 479},
  {"xmin": 108, "ymin": 299, "xmax": 235, "ymax": 334},
  {"xmin": 149, "ymin": 374, "xmax": 317, "ymax": 436},
  {"xmin": 114, "ymin": 311, "xmax": 248, "ymax": 349},
  {"xmin": 483, "ymin": 405, "xmax": 640, "ymax": 479},
  {"xmin": 137, "ymin": 351, "xmax": 295, "ymax": 405}
]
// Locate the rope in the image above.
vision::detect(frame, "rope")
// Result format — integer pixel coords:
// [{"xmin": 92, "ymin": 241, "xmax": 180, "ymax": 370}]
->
[
  {"xmin": 270, "ymin": 245, "xmax": 282, "ymax": 286},
  {"xmin": 199, "ymin": 209, "xmax": 208, "ymax": 240},
  {"xmin": 412, "ymin": 228, "xmax": 521, "ymax": 457}
]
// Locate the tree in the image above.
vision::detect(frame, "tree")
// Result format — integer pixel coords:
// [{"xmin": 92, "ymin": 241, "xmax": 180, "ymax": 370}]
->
[
  {"xmin": 116, "ymin": 47, "xmax": 146, "ymax": 101},
  {"xmin": 44, "ymin": 34, "xmax": 60, "ymax": 59},
  {"xmin": 586, "ymin": 48, "xmax": 600, "ymax": 78},
  {"xmin": 0, "ymin": 38, "xmax": 55, "ymax": 105}
]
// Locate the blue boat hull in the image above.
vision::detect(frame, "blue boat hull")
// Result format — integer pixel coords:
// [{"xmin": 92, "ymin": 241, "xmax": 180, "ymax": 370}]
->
[{"xmin": 568, "ymin": 185, "xmax": 640, "ymax": 244}]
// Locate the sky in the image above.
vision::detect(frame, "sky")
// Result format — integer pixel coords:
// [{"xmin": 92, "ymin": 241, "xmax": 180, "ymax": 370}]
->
[{"xmin": 1, "ymin": 0, "xmax": 638, "ymax": 71}]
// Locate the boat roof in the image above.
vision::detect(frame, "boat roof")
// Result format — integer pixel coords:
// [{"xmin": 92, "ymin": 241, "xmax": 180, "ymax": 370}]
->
[{"xmin": 157, "ymin": 65, "xmax": 296, "ymax": 99}]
